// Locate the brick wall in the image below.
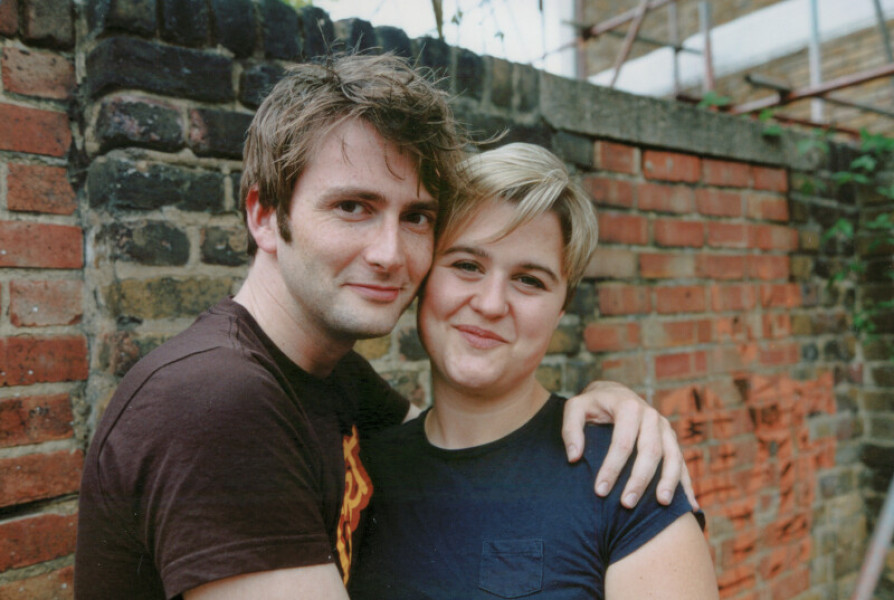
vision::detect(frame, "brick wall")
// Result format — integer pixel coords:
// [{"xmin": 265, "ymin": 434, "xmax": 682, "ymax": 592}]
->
[{"xmin": 1, "ymin": 0, "xmax": 891, "ymax": 599}]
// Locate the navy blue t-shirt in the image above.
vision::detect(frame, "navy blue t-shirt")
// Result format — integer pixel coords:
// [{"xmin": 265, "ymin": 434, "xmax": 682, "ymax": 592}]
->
[{"xmin": 349, "ymin": 395, "xmax": 696, "ymax": 599}]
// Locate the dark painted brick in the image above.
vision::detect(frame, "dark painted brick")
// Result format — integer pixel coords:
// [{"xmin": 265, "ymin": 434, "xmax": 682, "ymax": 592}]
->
[
  {"xmin": 211, "ymin": 0, "xmax": 255, "ymax": 58},
  {"xmin": 98, "ymin": 331, "xmax": 167, "ymax": 377},
  {"xmin": 375, "ymin": 26, "xmax": 411, "ymax": 58},
  {"xmin": 201, "ymin": 226, "xmax": 248, "ymax": 266},
  {"xmin": 516, "ymin": 63, "xmax": 539, "ymax": 112},
  {"xmin": 552, "ymin": 131, "xmax": 593, "ymax": 169},
  {"xmin": 332, "ymin": 18, "xmax": 377, "ymax": 54},
  {"xmin": 87, "ymin": 0, "xmax": 156, "ymax": 37},
  {"xmin": 104, "ymin": 276, "xmax": 235, "ymax": 320},
  {"xmin": 454, "ymin": 48, "xmax": 483, "ymax": 100},
  {"xmin": 98, "ymin": 221, "xmax": 190, "ymax": 265},
  {"xmin": 239, "ymin": 62, "xmax": 285, "ymax": 108},
  {"xmin": 95, "ymin": 95, "xmax": 184, "ymax": 153},
  {"xmin": 414, "ymin": 36, "xmax": 450, "ymax": 80},
  {"xmin": 490, "ymin": 57, "xmax": 512, "ymax": 108},
  {"xmin": 300, "ymin": 5, "xmax": 334, "ymax": 59},
  {"xmin": 88, "ymin": 155, "xmax": 224, "ymax": 213},
  {"xmin": 86, "ymin": 37, "xmax": 234, "ymax": 102},
  {"xmin": 260, "ymin": 0, "xmax": 301, "ymax": 60},
  {"xmin": 161, "ymin": 0, "xmax": 209, "ymax": 47},
  {"xmin": 22, "ymin": 0, "xmax": 73, "ymax": 48},
  {"xmin": 188, "ymin": 108, "xmax": 252, "ymax": 159},
  {"xmin": 0, "ymin": 0, "xmax": 19, "ymax": 36}
]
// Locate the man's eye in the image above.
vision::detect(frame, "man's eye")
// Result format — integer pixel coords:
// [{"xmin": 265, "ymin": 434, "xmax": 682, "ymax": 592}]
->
[
  {"xmin": 405, "ymin": 212, "xmax": 435, "ymax": 227},
  {"xmin": 337, "ymin": 201, "xmax": 364, "ymax": 214}
]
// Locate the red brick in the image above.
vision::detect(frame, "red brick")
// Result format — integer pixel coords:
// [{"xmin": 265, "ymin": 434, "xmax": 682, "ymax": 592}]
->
[
  {"xmin": 759, "ymin": 283, "xmax": 802, "ymax": 308},
  {"xmin": 0, "ymin": 449, "xmax": 83, "ymax": 508},
  {"xmin": 695, "ymin": 188, "xmax": 743, "ymax": 217},
  {"xmin": 594, "ymin": 140, "xmax": 637, "ymax": 174},
  {"xmin": 597, "ymin": 212, "xmax": 648, "ymax": 245},
  {"xmin": 644, "ymin": 318, "xmax": 713, "ymax": 348},
  {"xmin": 747, "ymin": 254, "xmax": 789, "ymax": 280},
  {"xmin": 655, "ymin": 350, "xmax": 707, "ymax": 381},
  {"xmin": 746, "ymin": 193, "xmax": 789, "ymax": 222},
  {"xmin": 759, "ymin": 341, "xmax": 800, "ymax": 366},
  {"xmin": 0, "ymin": 0, "xmax": 17, "ymax": 35},
  {"xmin": 710, "ymin": 343, "xmax": 758, "ymax": 374},
  {"xmin": 653, "ymin": 218, "xmax": 704, "ymax": 247},
  {"xmin": 639, "ymin": 252, "xmax": 696, "ymax": 279},
  {"xmin": 715, "ymin": 314, "xmax": 760, "ymax": 342},
  {"xmin": 7, "ymin": 163, "xmax": 76, "ymax": 214},
  {"xmin": 710, "ymin": 440, "xmax": 759, "ymax": 473},
  {"xmin": 10, "ymin": 279, "xmax": 83, "ymax": 327},
  {"xmin": 0, "ymin": 512, "xmax": 77, "ymax": 571},
  {"xmin": 702, "ymin": 158, "xmax": 752, "ymax": 188},
  {"xmin": 0, "ymin": 103, "xmax": 71, "ymax": 157},
  {"xmin": 637, "ymin": 182, "xmax": 695, "ymax": 213},
  {"xmin": 600, "ymin": 355, "xmax": 646, "ymax": 382},
  {"xmin": 1, "ymin": 47, "xmax": 75, "ymax": 100},
  {"xmin": 721, "ymin": 530, "xmax": 758, "ymax": 568},
  {"xmin": 752, "ymin": 165, "xmax": 788, "ymax": 192},
  {"xmin": 0, "ymin": 335, "xmax": 88, "ymax": 386},
  {"xmin": 583, "ymin": 321, "xmax": 640, "ymax": 352},
  {"xmin": 0, "ymin": 221, "xmax": 82, "ymax": 268},
  {"xmin": 642, "ymin": 150, "xmax": 701, "ymax": 182},
  {"xmin": 598, "ymin": 284, "xmax": 652, "ymax": 315},
  {"xmin": 654, "ymin": 285, "xmax": 707, "ymax": 314},
  {"xmin": 654, "ymin": 385, "xmax": 698, "ymax": 416},
  {"xmin": 716, "ymin": 564, "xmax": 757, "ymax": 599},
  {"xmin": 0, "ymin": 565, "xmax": 74, "ymax": 600},
  {"xmin": 583, "ymin": 246, "xmax": 637, "ymax": 279},
  {"xmin": 763, "ymin": 312, "xmax": 792, "ymax": 338},
  {"xmin": 706, "ymin": 222, "xmax": 748, "ymax": 248},
  {"xmin": 711, "ymin": 283, "xmax": 757, "ymax": 311},
  {"xmin": 581, "ymin": 175, "xmax": 634, "ymax": 208},
  {"xmin": 749, "ymin": 223, "xmax": 798, "ymax": 251},
  {"xmin": 712, "ymin": 406, "xmax": 754, "ymax": 438},
  {"xmin": 0, "ymin": 393, "xmax": 74, "ymax": 448},
  {"xmin": 771, "ymin": 567, "xmax": 809, "ymax": 600},
  {"xmin": 696, "ymin": 254, "xmax": 747, "ymax": 280}
]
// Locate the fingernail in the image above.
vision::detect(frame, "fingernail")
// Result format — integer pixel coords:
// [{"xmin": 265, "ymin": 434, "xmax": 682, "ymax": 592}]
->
[
  {"xmin": 659, "ymin": 490, "xmax": 672, "ymax": 504},
  {"xmin": 567, "ymin": 444, "xmax": 578, "ymax": 458},
  {"xmin": 596, "ymin": 482, "xmax": 610, "ymax": 496},
  {"xmin": 624, "ymin": 492, "xmax": 638, "ymax": 507}
]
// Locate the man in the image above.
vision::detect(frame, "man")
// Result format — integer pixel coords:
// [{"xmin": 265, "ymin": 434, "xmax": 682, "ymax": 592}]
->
[{"xmin": 75, "ymin": 54, "xmax": 691, "ymax": 600}]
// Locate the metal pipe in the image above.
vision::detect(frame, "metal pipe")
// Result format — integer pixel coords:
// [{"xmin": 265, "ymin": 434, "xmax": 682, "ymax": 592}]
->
[
  {"xmin": 699, "ymin": 1, "xmax": 715, "ymax": 92},
  {"xmin": 870, "ymin": 0, "xmax": 894, "ymax": 99},
  {"xmin": 669, "ymin": 0, "xmax": 680, "ymax": 97},
  {"xmin": 609, "ymin": 0, "xmax": 650, "ymax": 88},
  {"xmin": 585, "ymin": 0, "xmax": 673, "ymax": 38},
  {"xmin": 808, "ymin": 0, "xmax": 824, "ymax": 121},
  {"xmin": 850, "ymin": 474, "xmax": 894, "ymax": 600}
]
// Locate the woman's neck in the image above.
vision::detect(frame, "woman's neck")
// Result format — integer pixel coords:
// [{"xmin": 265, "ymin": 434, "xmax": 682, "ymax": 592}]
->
[{"xmin": 424, "ymin": 376, "xmax": 551, "ymax": 449}]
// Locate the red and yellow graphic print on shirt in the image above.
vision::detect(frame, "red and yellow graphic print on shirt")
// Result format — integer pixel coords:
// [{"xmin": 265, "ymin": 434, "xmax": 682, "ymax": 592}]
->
[{"xmin": 336, "ymin": 425, "xmax": 373, "ymax": 584}]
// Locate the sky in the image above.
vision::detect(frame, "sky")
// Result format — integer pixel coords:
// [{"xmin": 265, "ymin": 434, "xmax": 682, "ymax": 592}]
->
[{"xmin": 312, "ymin": 0, "xmax": 577, "ymax": 76}]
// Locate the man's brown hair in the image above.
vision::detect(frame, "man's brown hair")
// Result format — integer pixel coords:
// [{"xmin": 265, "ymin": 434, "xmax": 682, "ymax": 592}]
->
[{"xmin": 240, "ymin": 53, "xmax": 468, "ymax": 255}]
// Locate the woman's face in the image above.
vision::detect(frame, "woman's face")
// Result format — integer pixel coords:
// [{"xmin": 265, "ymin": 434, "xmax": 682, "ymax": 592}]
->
[{"xmin": 418, "ymin": 200, "xmax": 568, "ymax": 397}]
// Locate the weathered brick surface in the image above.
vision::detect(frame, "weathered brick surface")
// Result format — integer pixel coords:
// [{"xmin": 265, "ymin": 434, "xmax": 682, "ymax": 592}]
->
[
  {"xmin": 0, "ymin": 449, "xmax": 83, "ymax": 508},
  {"xmin": 0, "ymin": 221, "xmax": 82, "ymax": 268},
  {"xmin": 97, "ymin": 221, "xmax": 189, "ymax": 266},
  {"xmin": 1, "ymin": 46, "xmax": 75, "ymax": 99},
  {"xmin": 9, "ymin": 279, "xmax": 83, "ymax": 326},
  {"xmin": 0, "ymin": 512, "xmax": 77, "ymax": 571},
  {"xmin": 0, "ymin": 0, "xmax": 18, "ymax": 35},
  {"xmin": 0, "ymin": 565, "xmax": 74, "ymax": 600},
  {"xmin": 0, "ymin": 103, "xmax": 71, "ymax": 157},
  {"xmin": 0, "ymin": 394, "xmax": 74, "ymax": 448},
  {"xmin": 642, "ymin": 150, "xmax": 701, "ymax": 182},
  {"xmin": 188, "ymin": 108, "xmax": 253, "ymax": 158},
  {"xmin": 594, "ymin": 140, "xmax": 638, "ymax": 174},
  {"xmin": 7, "ymin": 163, "xmax": 76, "ymax": 214},
  {"xmin": 160, "ymin": 0, "xmax": 209, "ymax": 47},
  {"xmin": 21, "ymin": 0, "xmax": 73, "ymax": 47},
  {"xmin": 0, "ymin": 335, "xmax": 88, "ymax": 385},
  {"xmin": 95, "ymin": 95, "xmax": 185, "ymax": 153}
]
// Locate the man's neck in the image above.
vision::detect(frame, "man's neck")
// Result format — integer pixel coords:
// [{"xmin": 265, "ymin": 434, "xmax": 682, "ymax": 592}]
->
[
  {"xmin": 233, "ymin": 266, "xmax": 354, "ymax": 378},
  {"xmin": 424, "ymin": 376, "xmax": 550, "ymax": 450}
]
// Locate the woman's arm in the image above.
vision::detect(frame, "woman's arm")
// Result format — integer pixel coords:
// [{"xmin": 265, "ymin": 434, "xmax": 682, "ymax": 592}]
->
[{"xmin": 605, "ymin": 513, "xmax": 719, "ymax": 600}]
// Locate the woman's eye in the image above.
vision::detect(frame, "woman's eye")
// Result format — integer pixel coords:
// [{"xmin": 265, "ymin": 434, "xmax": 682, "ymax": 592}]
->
[
  {"xmin": 518, "ymin": 275, "xmax": 545, "ymax": 289},
  {"xmin": 452, "ymin": 261, "xmax": 480, "ymax": 273}
]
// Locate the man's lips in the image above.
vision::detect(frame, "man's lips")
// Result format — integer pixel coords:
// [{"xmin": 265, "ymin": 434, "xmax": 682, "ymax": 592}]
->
[
  {"xmin": 346, "ymin": 283, "xmax": 403, "ymax": 303},
  {"xmin": 455, "ymin": 325, "xmax": 507, "ymax": 349}
]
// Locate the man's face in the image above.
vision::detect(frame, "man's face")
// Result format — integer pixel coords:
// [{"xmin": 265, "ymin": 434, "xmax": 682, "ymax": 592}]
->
[{"xmin": 274, "ymin": 118, "xmax": 437, "ymax": 344}]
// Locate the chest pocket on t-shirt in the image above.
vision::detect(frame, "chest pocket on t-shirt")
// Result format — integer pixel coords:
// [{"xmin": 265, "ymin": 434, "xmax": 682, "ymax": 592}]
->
[{"xmin": 479, "ymin": 539, "xmax": 543, "ymax": 598}]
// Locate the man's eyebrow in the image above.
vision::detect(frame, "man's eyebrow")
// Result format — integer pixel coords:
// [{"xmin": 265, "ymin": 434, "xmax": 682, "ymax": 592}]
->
[
  {"xmin": 440, "ymin": 245, "xmax": 560, "ymax": 284},
  {"xmin": 319, "ymin": 187, "xmax": 439, "ymax": 211}
]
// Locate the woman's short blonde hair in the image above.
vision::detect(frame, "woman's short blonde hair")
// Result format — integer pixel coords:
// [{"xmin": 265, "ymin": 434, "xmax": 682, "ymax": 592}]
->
[{"xmin": 439, "ymin": 143, "xmax": 599, "ymax": 304}]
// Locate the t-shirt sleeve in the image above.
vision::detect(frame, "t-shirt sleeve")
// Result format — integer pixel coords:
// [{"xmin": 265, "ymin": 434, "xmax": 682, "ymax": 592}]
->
[
  {"xmin": 340, "ymin": 351, "xmax": 410, "ymax": 435},
  {"xmin": 100, "ymin": 348, "xmax": 334, "ymax": 598},
  {"xmin": 583, "ymin": 425, "xmax": 696, "ymax": 566}
]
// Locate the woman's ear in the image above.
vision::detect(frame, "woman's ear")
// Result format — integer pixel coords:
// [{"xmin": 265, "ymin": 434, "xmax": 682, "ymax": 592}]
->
[{"xmin": 244, "ymin": 187, "xmax": 279, "ymax": 255}]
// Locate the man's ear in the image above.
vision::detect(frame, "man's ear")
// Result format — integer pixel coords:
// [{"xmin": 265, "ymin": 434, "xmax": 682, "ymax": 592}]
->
[{"xmin": 244, "ymin": 187, "xmax": 279, "ymax": 254}]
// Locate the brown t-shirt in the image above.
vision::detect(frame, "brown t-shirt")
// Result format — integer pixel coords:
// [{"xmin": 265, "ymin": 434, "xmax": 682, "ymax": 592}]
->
[{"xmin": 74, "ymin": 298, "xmax": 408, "ymax": 599}]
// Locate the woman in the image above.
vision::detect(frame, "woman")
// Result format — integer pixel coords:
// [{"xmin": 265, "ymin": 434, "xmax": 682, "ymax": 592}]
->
[{"xmin": 349, "ymin": 143, "xmax": 719, "ymax": 599}]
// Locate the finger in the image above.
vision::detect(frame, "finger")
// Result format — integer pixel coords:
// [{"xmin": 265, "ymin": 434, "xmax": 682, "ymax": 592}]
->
[
  {"xmin": 654, "ymin": 423, "xmax": 683, "ymax": 505},
  {"xmin": 561, "ymin": 397, "xmax": 588, "ymax": 462},
  {"xmin": 594, "ymin": 404, "xmax": 643, "ymax": 497},
  {"xmin": 619, "ymin": 410, "xmax": 664, "ymax": 508}
]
